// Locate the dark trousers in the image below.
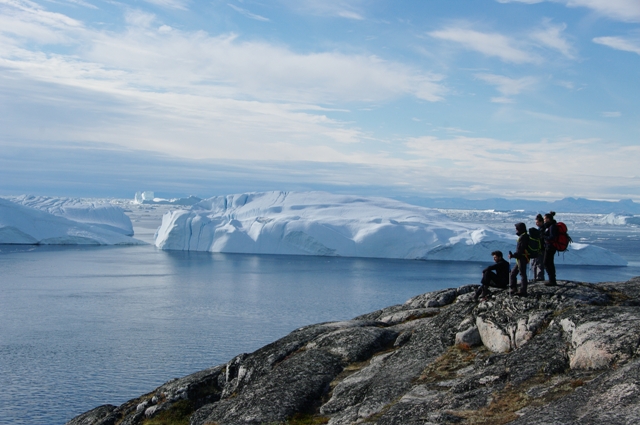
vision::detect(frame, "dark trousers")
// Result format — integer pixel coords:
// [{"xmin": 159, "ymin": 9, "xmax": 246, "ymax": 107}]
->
[
  {"xmin": 544, "ymin": 245, "xmax": 557, "ymax": 284},
  {"xmin": 510, "ymin": 259, "xmax": 528, "ymax": 294},
  {"xmin": 476, "ymin": 270, "xmax": 508, "ymax": 298},
  {"xmin": 530, "ymin": 254, "xmax": 545, "ymax": 280}
]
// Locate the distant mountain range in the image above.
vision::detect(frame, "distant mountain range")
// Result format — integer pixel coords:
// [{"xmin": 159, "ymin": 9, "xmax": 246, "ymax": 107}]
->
[{"xmin": 394, "ymin": 196, "xmax": 640, "ymax": 215}]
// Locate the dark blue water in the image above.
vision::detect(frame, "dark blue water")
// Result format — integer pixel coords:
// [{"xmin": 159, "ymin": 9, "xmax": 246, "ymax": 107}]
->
[{"xmin": 1, "ymin": 244, "xmax": 639, "ymax": 425}]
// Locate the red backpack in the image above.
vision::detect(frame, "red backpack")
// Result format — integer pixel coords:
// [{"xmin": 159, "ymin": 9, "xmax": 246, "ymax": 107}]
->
[{"xmin": 552, "ymin": 222, "xmax": 572, "ymax": 252}]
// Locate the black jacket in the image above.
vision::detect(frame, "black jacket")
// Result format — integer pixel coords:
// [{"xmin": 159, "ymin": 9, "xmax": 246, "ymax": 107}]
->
[
  {"xmin": 513, "ymin": 232, "xmax": 530, "ymax": 261},
  {"xmin": 483, "ymin": 258, "xmax": 510, "ymax": 285},
  {"xmin": 543, "ymin": 221, "xmax": 558, "ymax": 246}
]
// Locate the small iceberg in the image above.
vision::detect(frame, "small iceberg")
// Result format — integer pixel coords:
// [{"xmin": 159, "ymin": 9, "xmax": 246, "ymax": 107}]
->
[
  {"xmin": 11, "ymin": 195, "xmax": 134, "ymax": 236},
  {"xmin": 0, "ymin": 198, "xmax": 142, "ymax": 245}
]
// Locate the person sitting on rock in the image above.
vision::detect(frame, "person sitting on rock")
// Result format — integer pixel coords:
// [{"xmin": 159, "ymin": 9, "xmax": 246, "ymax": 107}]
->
[
  {"xmin": 474, "ymin": 250, "xmax": 510, "ymax": 301},
  {"xmin": 509, "ymin": 222, "xmax": 530, "ymax": 296}
]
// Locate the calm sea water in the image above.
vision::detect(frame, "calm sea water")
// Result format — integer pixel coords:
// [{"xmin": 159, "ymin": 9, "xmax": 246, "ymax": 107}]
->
[{"xmin": 1, "ymin": 239, "xmax": 639, "ymax": 425}]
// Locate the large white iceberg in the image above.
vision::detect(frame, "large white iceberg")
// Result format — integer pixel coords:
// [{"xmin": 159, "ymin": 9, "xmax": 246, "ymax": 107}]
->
[
  {"xmin": 155, "ymin": 192, "xmax": 627, "ymax": 266},
  {"xmin": 9, "ymin": 195, "xmax": 134, "ymax": 236},
  {"xmin": 0, "ymin": 198, "xmax": 142, "ymax": 245}
]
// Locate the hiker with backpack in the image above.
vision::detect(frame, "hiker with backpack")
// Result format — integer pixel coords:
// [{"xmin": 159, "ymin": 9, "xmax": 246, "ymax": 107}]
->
[
  {"xmin": 543, "ymin": 211, "xmax": 559, "ymax": 286},
  {"xmin": 529, "ymin": 214, "xmax": 545, "ymax": 282},
  {"xmin": 508, "ymin": 222, "xmax": 529, "ymax": 296},
  {"xmin": 542, "ymin": 211, "xmax": 573, "ymax": 287}
]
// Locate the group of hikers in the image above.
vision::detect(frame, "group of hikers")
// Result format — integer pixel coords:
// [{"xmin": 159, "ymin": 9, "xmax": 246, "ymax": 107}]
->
[{"xmin": 474, "ymin": 211, "xmax": 565, "ymax": 301}]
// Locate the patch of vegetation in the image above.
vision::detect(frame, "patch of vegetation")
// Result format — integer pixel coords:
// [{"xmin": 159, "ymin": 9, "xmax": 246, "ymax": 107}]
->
[
  {"xmin": 143, "ymin": 400, "xmax": 194, "ymax": 425},
  {"xmin": 418, "ymin": 345, "xmax": 485, "ymax": 384},
  {"xmin": 404, "ymin": 310, "xmax": 441, "ymax": 322},
  {"xmin": 284, "ymin": 413, "xmax": 330, "ymax": 424},
  {"xmin": 455, "ymin": 372, "xmax": 597, "ymax": 425},
  {"xmin": 114, "ymin": 393, "xmax": 155, "ymax": 425}
]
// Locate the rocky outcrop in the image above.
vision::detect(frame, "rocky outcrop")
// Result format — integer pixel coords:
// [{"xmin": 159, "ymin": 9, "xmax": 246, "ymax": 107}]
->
[{"xmin": 67, "ymin": 277, "xmax": 640, "ymax": 425}]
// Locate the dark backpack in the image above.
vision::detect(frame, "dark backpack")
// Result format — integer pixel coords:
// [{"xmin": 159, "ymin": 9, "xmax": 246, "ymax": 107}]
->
[
  {"xmin": 527, "ymin": 227, "xmax": 542, "ymax": 257},
  {"xmin": 552, "ymin": 222, "xmax": 572, "ymax": 252}
]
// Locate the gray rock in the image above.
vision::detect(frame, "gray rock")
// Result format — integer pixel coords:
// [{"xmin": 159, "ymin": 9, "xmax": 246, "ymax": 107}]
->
[
  {"xmin": 455, "ymin": 325, "xmax": 482, "ymax": 347},
  {"xmin": 65, "ymin": 277, "xmax": 640, "ymax": 425}
]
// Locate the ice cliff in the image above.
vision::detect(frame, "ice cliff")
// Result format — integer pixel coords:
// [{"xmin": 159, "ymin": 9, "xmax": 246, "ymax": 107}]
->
[
  {"xmin": 155, "ymin": 191, "xmax": 627, "ymax": 266},
  {"xmin": 0, "ymin": 198, "xmax": 141, "ymax": 245}
]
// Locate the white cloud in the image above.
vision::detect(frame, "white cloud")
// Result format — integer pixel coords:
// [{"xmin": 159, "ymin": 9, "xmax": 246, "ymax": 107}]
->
[
  {"xmin": 0, "ymin": 0, "xmax": 448, "ymax": 164},
  {"xmin": 279, "ymin": 0, "xmax": 365, "ymax": 20},
  {"xmin": 496, "ymin": 0, "xmax": 544, "ymax": 3},
  {"xmin": 593, "ymin": 36, "xmax": 640, "ymax": 55},
  {"xmin": 497, "ymin": 0, "xmax": 640, "ymax": 23},
  {"xmin": 124, "ymin": 9, "xmax": 157, "ymax": 28},
  {"xmin": 530, "ymin": 21, "xmax": 575, "ymax": 58},
  {"xmin": 228, "ymin": 4, "xmax": 270, "ymax": 22},
  {"xmin": 64, "ymin": 0, "xmax": 98, "ymax": 10},
  {"xmin": 81, "ymin": 29, "xmax": 446, "ymax": 103},
  {"xmin": 475, "ymin": 73, "xmax": 538, "ymax": 100},
  {"xmin": 602, "ymin": 111, "xmax": 622, "ymax": 117},
  {"xmin": 403, "ymin": 135, "xmax": 640, "ymax": 198},
  {"xmin": 428, "ymin": 27, "xmax": 539, "ymax": 64},
  {"xmin": 0, "ymin": 0, "xmax": 84, "ymax": 44},
  {"xmin": 141, "ymin": 0, "xmax": 190, "ymax": 11},
  {"xmin": 561, "ymin": 0, "xmax": 640, "ymax": 23},
  {"xmin": 491, "ymin": 96, "xmax": 515, "ymax": 103}
]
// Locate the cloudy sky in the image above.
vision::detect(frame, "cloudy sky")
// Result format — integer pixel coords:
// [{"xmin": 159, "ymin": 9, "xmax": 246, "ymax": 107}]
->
[{"xmin": 1, "ymin": 0, "xmax": 639, "ymax": 200}]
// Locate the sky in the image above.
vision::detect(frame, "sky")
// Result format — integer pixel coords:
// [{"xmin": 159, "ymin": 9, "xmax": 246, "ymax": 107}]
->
[{"xmin": 1, "ymin": 0, "xmax": 639, "ymax": 200}]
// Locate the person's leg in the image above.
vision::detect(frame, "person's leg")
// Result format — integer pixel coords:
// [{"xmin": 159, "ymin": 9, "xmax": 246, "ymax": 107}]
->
[
  {"xmin": 537, "ymin": 253, "xmax": 546, "ymax": 280},
  {"xmin": 477, "ymin": 270, "xmax": 497, "ymax": 299},
  {"xmin": 518, "ymin": 260, "xmax": 528, "ymax": 295},
  {"xmin": 544, "ymin": 246, "xmax": 557, "ymax": 286},
  {"xmin": 510, "ymin": 265, "xmax": 519, "ymax": 293}
]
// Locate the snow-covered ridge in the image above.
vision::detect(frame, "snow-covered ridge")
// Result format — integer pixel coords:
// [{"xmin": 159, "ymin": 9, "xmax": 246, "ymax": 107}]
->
[
  {"xmin": 9, "ymin": 195, "xmax": 134, "ymax": 236},
  {"xmin": 155, "ymin": 191, "xmax": 627, "ymax": 266},
  {"xmin": 0, "ymin": 198, "xmax": 142, "ymax": 245}
]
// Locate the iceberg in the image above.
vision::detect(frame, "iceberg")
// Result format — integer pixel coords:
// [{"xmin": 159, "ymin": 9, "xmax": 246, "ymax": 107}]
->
[
  {"xmin": 134, "ymin": 191, "xmax": 201, "ymax": 206},
  {"xmin": 10, "ymin": 195, "xmax": 134, "ymax": 236},
  {"xmin": 0, "ymin": 198, "xmax": 143, "ymax": 245},
  {"xmin": 155, "ymin": 191, "xmax": 627, "ymax": 266}
]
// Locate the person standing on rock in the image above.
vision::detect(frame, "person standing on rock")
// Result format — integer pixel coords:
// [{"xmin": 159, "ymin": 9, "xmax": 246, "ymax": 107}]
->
[
  {"xmin": 474, "ymin": 250, "xmax": 510, "ymax": 301},
  {"xmin": 530, "ymin": 214, "xmax": 546, "ymax": 282},
  {"xmin": 543, "ymin": 211, "xmax": 559, "ymax": 286},
  {"xmin": 509, "ymin": 222, "xmax": 529, "ymax": 296}
]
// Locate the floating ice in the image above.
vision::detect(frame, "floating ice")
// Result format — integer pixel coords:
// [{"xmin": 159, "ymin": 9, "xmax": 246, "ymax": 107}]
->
[
  {"xmin": 10, "ymin": 195, "xmax": 134, "ymax": 236},
  {"xmin": 155, "ymin": 191, "xmax": 627, "ymax": 266},
  {"xmin": 134, "ymin": 191, "xmax": 201, "ymax": 206},
  {"xmin": 0, "ymin": 198, "xmax": 142, "ymax": 245}
]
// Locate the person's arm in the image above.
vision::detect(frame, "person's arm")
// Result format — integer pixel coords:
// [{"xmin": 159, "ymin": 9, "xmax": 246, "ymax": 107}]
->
[{"xmin": 484, "ymin": 263, "xmax": 498, "ymax": 272}]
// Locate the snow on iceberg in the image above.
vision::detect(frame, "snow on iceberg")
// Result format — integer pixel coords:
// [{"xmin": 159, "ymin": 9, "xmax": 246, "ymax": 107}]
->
[
  {"xmin": 155, "ymin": 191, "xmax": 627, "ymax": 266},
  {"xmin": 10, "ymin": 195, "xmax": 134, "ymax": 236},
  {"xmin": 134, "ymin": 191, "xmax": 201, "ymax": 206},
  {"xmin": 0, "ymin": 198, "xmax": 143, "ymax": 245}
]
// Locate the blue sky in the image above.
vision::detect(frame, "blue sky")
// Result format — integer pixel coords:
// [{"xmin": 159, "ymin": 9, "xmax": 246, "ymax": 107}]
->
[{"xmin": 1, "ymin": 0, "xmax": 639, "ymax": 200}]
